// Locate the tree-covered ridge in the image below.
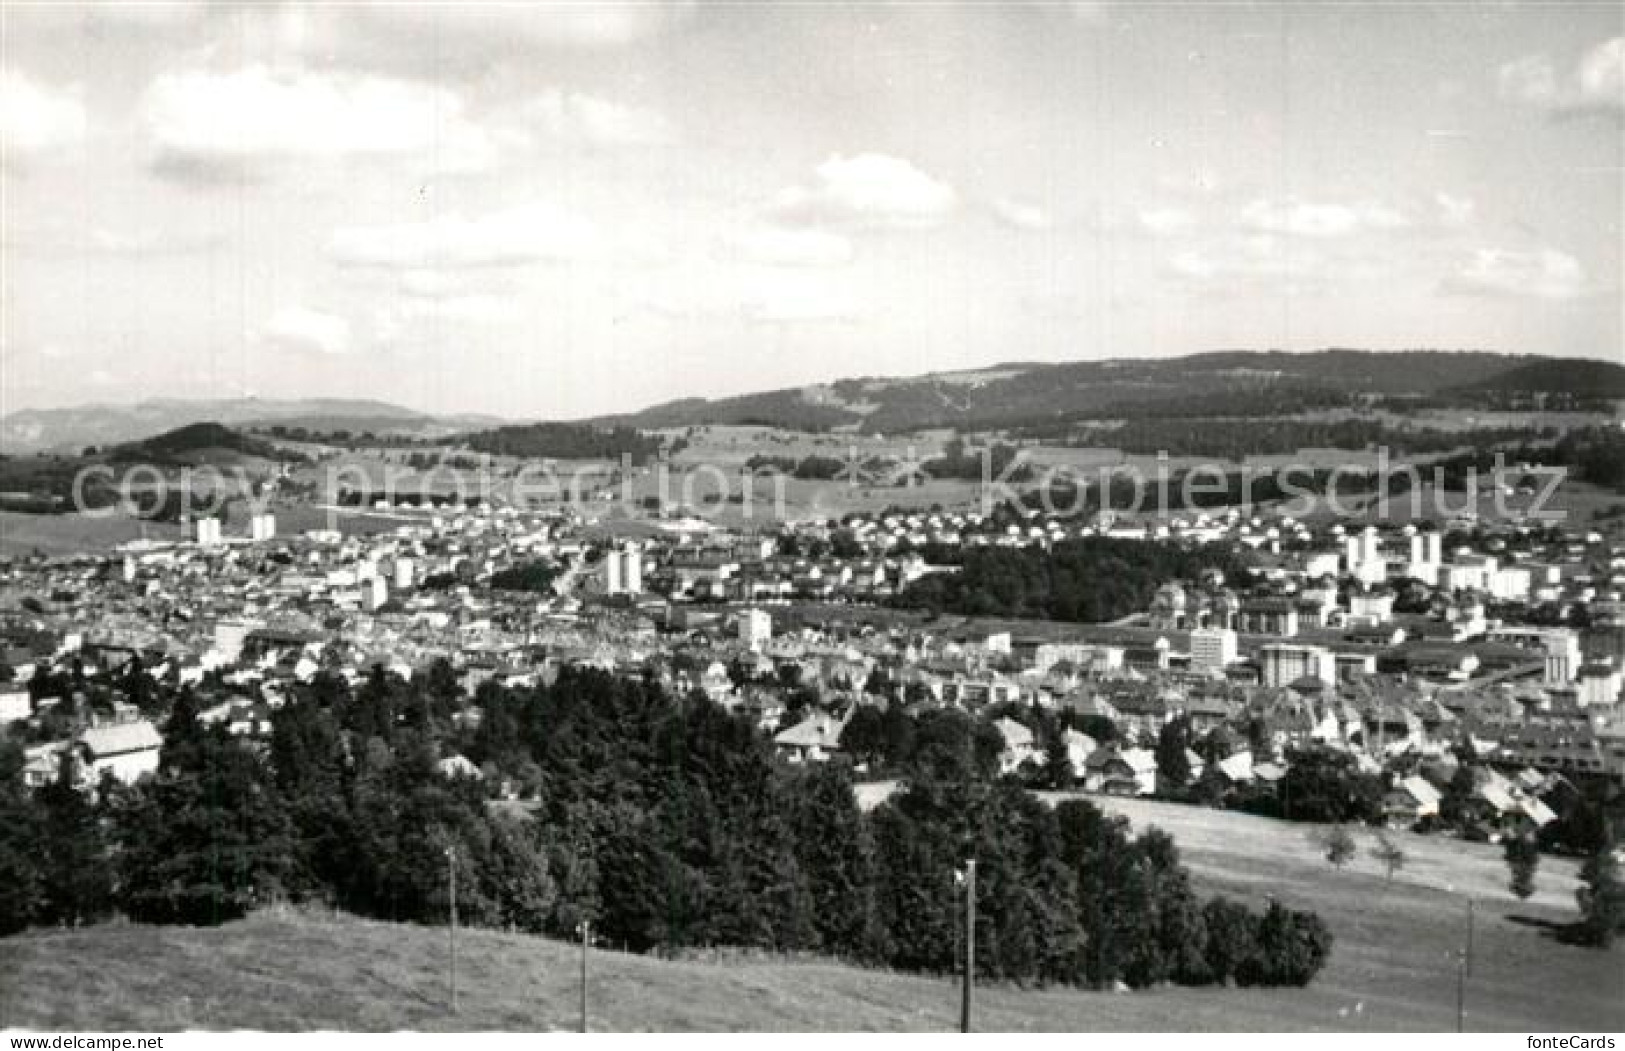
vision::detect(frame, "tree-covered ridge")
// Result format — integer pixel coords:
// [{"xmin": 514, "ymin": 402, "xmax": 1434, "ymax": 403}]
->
[
  {"xmin": 591, "ymin": 350, "xmax": 1624, "ymax": 436},
  {"xmin": 893, "ymin": 538, "xmax": 1251, "ymax": 623},
  {"xmin": 463, "ymin": 422, "xmax": 662, "ymax": 463},
  {"xmin": 0, "ymin": 666, "xmax": 1334, "ymax": 990},
  {"xmin": 108, "ymin": 422, "xmax": 301, "ymax": 464},
  {"xmin": 1009, "ymin": 418, "xmax": 1554, "ymax": 459}
]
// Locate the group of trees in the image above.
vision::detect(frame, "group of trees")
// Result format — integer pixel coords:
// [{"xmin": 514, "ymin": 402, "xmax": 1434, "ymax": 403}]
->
[
  {"xmin": 1261, "ymin": 748, "xmax": 1387, "ymax": 826},
  {"xmin": 872, "ymin": 777, "xmax": 1330, "ymax": 988},
  {"xmin": 1573, "ymin": 842, "xmax": 1625, "ymax": 947},
  {"xmin": 488, "ymin": 560, "xmax": 559, "ymax": 594},
  {"xmin": 463, "ymin": 423, "xmax": 662, "ymax": 464},
  {"xmin": 0, "ymin": 669, "xmax": 552, "ymax": 934},
  {"xmin": 743, "ymin": 454, "xmax": 851, "ymax": 481},
  {"xmin": 893, "ymin": 537, "xmax": 1250, "ymax": 624},
  {"xmin": 0, "ymin": 667, "xmax": 1336, "ymax": 990},
  {"xmin": 1552, "ymin": 427, "xmax": 1625, "ymax": 492},
  {"xmin": 922, "ymin": 439, "xmax": 1034, "ymax": 483},
  {"xmin": 1419, "ymin": 426, "xmax": 1625, "ymax": 496}
]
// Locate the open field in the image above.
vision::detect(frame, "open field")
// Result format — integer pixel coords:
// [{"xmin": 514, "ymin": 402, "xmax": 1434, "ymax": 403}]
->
[
  {"xmin": 663, "ymin": 424, "xmax": 945, "ymax": 467},
  {"xmin": 1045, "ymin": 794, "xmax": 1584, "ymax": 911},
  {"xmin": 274, "ymin": 504, "xmax": 439, "ymax": 537},
  {"xmin": 0, "ymin": 511, "xmax": 186, "ymax": 557},
  {"xmin": 0, "ymin": 503, "xmax": 420, "ymax": 557},
  {"xmin": 1322, "ymin": 479, "xmax": 1625, "ymax": 529},
  {"xmin": 1294, "ymin": 408, "xmax": 1620, "ymax": 433},
  {"xmin": 3, "ymin": 795, "xmax": 1619, "ymax": 1032}
]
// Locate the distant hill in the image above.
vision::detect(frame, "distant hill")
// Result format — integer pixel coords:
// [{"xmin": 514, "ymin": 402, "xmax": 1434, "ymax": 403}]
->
[
  {"xmin": 0, "ymin": 397, "xmax": 492, "ymax": 455},
  {"xmin": 7, "ymin": 351, "xmax": 1618, "ymax": 453},
  {"xmin": 590, "ymin": 350, "xmax": 1624, "ymax": 434}
]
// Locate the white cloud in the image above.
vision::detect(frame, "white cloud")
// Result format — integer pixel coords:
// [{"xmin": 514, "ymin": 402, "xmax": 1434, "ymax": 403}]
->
[
  {"xmin": 0, "ymin": 70, "xmax": 86, "ymax": 164},
  {"xmin": 11, "ymin": 2, "xmax": 205, "ymax": 34},
  {"xmin": 1434, "ymin": 192, "xmax": 1476, "ymax": 229},
  {"xmin": 1499, "ymin": 37, "xmax": 1624, "ymax": 119},
  {"xmin": 1137, "ymin": 206, "xmax": 1196, "ymax": 237},
  {"xmin": 374, "ymin": 295, "xmax": 517, "ymax": 346},
  {"xmin": 1027, "ymin": 1, "xmax": 1109, "ymax": 25},
  {"xmin": 142, "ymin": 65, "xmax": 510, "ymax": 179},
  {"xmin": 1238, "ymin": 198, "xmax": 1409, "ymax": 238},
  {"xmin": 140, "ymin": 67, "xmax": 677, "ymax": 184},
  {"xmin": 1499, "ymin": 54, "xmax": 1560, "ymax": 108},
  {"xmin": 1576, "ymin": 37, "xmax": 1625, "ymax": 112},
  {"xmin": 1168, "ymin": 235, "xmax": 1311, "ymax": 283},
  {"xmin": 3, "ymin": 220, "xmax": 225, "ymax": 258},
  {"xmin": 349, "ymin": 3, "xmax": 695, "ymax": 53},
  {"xmin": 525, "ymin": 90, "xmax": 678, "ymax": 147},
  {"xmin": 635, "ymin": 266, "xmax": 858, "ymax": 324},
  {"xmin": 397, "ymin": 270, "xmax": 482, "ymax": 299},
  {"xmin": 724, "ymin": 227, "xmax": 854, "ymax": 267},
  {"xmin": 327, "ymin": 204, "xmax": 601, "ymax": 269},
  {"xmin": 992, "ymin": 197, "xmax": 1052, "ymax": 231},
  {"xmin": 1439, "ymin": 248, "xmax": 1588, "ymax": 301},
  {"xmin": 768, "ymin": 153, "xmax": 957, "ymax": 230},
  {"xmin": 742, "ymin": 279, "xmax": 859, "ymax": 324},
  {"xmin": 162, "ymin": 5, "xmax": 695, "ymax": 82},
  {"xmin": 260, "ymin": 307, "xmax": 353, "ymax": 356}
]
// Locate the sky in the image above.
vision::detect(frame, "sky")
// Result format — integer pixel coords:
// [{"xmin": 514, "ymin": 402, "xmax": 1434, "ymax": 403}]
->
[{"xmin": 1, "ymin": 1, "xmax": 1621, "ymax": 421}]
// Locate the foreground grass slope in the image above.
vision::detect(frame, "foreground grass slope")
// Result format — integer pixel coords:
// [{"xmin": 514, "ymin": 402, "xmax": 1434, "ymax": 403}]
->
[
  {"xmin": 2, "ymin": 796, "xmax": 1619, "ymax": 1032},
  {"xmin": 0, "ymin": 892, "xmax": 1616, "ymax": 1033}
]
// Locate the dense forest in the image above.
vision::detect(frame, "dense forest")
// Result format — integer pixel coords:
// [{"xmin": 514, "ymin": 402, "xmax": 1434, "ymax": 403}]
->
[
  {"xmin": 1420, "ymin": 427, "xmax": 1625, "ymax": 494},
  {"xmin": 923, "ymin": 439, "xmax": 1034, "ymax": 482},
  {"xmin": 743, "ymin": 454, "xmax": 851, "ymax": 481},
  {"xmin": 1010, "ymin": 419, "xmax": 1552, "ymax": 460},
  {"xmin": 463, "ymin": 423, "xmax": 662, "ymax": 464},
  {"xmin": 591, "ymin": 350, "xmax": 1624, "ymax": 436},
  {"xmin": 892, "ymin": 538, "xmax": 1251, "ymax": 622},
  {"xmin": 0, "ymin": 666, "xmax": 1343, "ymax": 989}
]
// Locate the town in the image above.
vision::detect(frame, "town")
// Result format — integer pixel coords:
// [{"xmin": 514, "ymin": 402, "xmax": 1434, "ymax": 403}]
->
[{"xmin": 6, "ymin": 487, "xmax": 1621, "ymax": 842}]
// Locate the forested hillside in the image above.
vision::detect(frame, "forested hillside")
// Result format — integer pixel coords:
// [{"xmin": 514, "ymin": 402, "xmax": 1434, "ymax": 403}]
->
[
  {"xmin": 591, "ymin": 350, "xmax": 1625, "ymax": 435},
  {"xmin": 0, "ymin": 665, "xmax": 1328, "ymax": 991}
]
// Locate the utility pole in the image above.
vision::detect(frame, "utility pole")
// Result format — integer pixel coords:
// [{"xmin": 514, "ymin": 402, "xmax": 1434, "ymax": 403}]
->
[
  {"xmin": 961, "ymin": 858, "xmax": 976, "ymax": 1034},
  {"xmin": 446, "ymin": 847, "xmax": 458, "ymax": 1014},
  {"xmin": 1465, "ymin": 897, "xmax": 1475, "ymax": 977},
  {"xmin": 577, "ymin": 920, "xmax": 591, "ymax": 1033},
  {"xmin": 1455, "ymin": 948, "xmax": 1466, "ymax": 1033}
]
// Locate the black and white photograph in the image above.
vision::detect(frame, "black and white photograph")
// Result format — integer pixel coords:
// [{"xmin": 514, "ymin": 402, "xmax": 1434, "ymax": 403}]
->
[{"xmin": 0, "ymin": 0, "xmax": 1622, "ymax": 1038}]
